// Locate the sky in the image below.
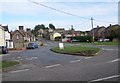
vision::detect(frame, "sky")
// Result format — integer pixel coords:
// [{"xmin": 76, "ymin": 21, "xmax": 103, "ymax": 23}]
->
[{"xmin": 0, "ymin": 0, "xmax": 119, "ymax": 31}]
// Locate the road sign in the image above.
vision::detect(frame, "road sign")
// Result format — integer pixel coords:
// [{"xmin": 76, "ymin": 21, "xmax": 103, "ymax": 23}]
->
[{"xmin": 59, "ymin": 43, "xmax": 64, "ymax": 49}]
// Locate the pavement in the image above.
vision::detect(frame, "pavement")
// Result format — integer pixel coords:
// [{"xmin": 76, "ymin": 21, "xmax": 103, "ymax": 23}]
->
[{"xmin": 1, "ymin": 39, "xmax": 119, "ymax": 82}]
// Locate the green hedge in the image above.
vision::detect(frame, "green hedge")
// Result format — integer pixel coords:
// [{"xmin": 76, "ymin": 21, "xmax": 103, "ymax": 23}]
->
[{"xmin": 73, "ymin": 36, "xmax": 92, "ymax": 42}]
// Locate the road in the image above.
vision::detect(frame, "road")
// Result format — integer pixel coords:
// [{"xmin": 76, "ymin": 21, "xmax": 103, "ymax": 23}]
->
[{"xmin": 2, "ymin": 39, "xmax": 119, "ymax": 82}]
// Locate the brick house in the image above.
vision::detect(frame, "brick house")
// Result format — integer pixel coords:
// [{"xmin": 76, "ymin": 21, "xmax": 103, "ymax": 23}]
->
[
  {"xmin": 11, "ymin": 26, "xmax": 35, "ymax": 48},
  {"xmin": 105, "ymin": 24, "xmax": 120, "ymax": 37},
  {"xmin": 89, "ymin": 26, "xmax": 105, "ymax": 40}
]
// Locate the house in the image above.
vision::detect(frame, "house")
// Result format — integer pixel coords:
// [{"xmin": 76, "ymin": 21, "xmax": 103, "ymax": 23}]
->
[
  {"xmin": 0, "ymin": 25, "xmax": 5, "ymax": 46},
  {"xmin": 38, "ymin": 29, "xmax": 44, "ymax": 36},
  {"xmin": 89, "ymin": 26, "xmax": 105, "ymax": 40},
  {"xmin": 64, "ymin": 30, "xmax": 75, "ymax": 37},
  {"xmin": 74, "ymin": 31, "xmax": 81, "ymax": 36},
  {"xmin": 50, "ymin": 32, "xmax": 61, "ymax": 41},
  {"xmin": 11, "ymin": 26, "xmax": 35, "ymax": 48},
  {"xmin": 80, "ymin": 31, "xmax": 89, "ymax": 36},
  {"xmin": 2, "ymin": 25, "xmax": 13, "ymax": 48},
  {"xmin": 55, "ymin": 28, "xmax": 65, "ymax": 34},
  {"xmin": 105, "ymin": 24, "xmax": 119, "ymax": 37}
]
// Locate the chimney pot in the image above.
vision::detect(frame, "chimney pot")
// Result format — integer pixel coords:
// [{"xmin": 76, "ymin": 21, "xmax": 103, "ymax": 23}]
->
[{"xmin": 19, "ymin": 26, "xmax": 24, "ymax": 30}]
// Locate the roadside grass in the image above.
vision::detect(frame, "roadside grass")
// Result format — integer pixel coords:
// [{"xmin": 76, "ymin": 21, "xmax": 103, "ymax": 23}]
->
[
  {"xmin": 51, "ymin": 46, "xmax": 100, "ymax": 56},
  {"xmin": 64, "ymin": 41, "xmax": 119, "ymax": 45},
  {"xmin": 94, "ymin": 42, "xmax": 119, "ymax": 45},
  {"xmin": 0, "ymin": 61, "xmax": 19, "ymax": 69}
]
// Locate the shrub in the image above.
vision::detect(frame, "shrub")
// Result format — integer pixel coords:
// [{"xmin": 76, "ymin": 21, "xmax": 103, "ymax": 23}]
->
[{"xmin": 73, "ymin": 36, "xmax": 92, "ymax": 42}]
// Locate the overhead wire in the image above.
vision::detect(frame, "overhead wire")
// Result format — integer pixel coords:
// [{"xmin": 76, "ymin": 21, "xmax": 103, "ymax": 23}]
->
[
  {"xmin": 28, "ymin": 0, "xmax": 117, "ymax": 26},
  {"xmin": 28, "ymin": 0, "xmax": 90, "ymax": 20}
]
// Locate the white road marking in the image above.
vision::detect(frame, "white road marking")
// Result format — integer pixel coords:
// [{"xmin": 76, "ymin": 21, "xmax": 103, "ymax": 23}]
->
[
  {"xmin": 31, "ymin": 57, "xmax": 38, "ymax": 59},
  {"xmin": 18, "ymin": 57, "xmax": 21, "ymax": 59},
  {"xmin": 85, "ymin": 57, "xmax": 91, "ymax": 59},
  {"xmin": 11, "ymin": 69, "xmax": 30, "ymax": 73},
  {"xmin": 0, "ymin": 54, "xmax": 10, "ymax": 56},
  {"xmin": 20, "ymin": 59, "xmax": 23, "ymax": 60},
  {"xmin": 107, "ymin": 58, "xmax": 120, "ymax": 63},
  {"xmin": 14, "ymin": 60, "xmax": 20, "ymax": 62},
  {"xmin": 45, "ymin": 64, "xmax": 61, "ymax": 68},
  {"xmin": 26, "ymin": 57, "xmax": 38, "ymax": 60},
  {"xmin": 70, "ymin": 60, "xmax": 81, "ymax": 63},
  {"xmin": 90, "ymin": 75, "xmax": 120, "ymax": 82},
  {"xmin": 102, "ymin": 48, "xmax": 118, "ymax": 51}
]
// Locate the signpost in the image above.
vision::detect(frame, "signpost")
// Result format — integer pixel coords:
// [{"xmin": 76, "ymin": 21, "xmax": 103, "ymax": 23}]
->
[{"xmin": 59, "ymin": 43, "xmax": 64, "ymax": 49}]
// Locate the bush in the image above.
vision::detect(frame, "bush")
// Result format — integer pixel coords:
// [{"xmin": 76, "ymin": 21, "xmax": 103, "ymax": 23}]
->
[{"xmin": 73, "ymin": 36, "xmax": 92, "ymax": 42}]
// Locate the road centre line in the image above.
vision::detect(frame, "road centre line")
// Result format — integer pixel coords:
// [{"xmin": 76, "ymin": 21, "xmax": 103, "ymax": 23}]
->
[
  {"xmin": 45, "ymin": 64, "xmax": 61, "ymax": 68},
  {"xmin": 85, "ymin": 57, "xmax": 91, "ymax": 59},
  {"xmin": 102, "ymin": 48, "xmax": 118, "ymax": 51},
  {"xmin": 11, "ymin": 69, "xmax": 30, "ymax": 73},
  {"xmin": 107, "ymin": 58, "xmax": 120, "ymax": 63},
  {"xmin": 90, "ymin": 75, "xmax": 120, "ymax": 82},
  {"xmin": 26, "ymin": 57, "xmax": 38, "ymax": 60},
  {"xmin": 70, "ymin": 60, "xmax": 81, "ymax": 63}
]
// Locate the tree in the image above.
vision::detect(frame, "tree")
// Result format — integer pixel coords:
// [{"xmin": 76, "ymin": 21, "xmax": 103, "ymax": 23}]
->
[
  {"xmin": 49, "ymin": 23, "xmax": 55, "ymax": 30},
  {"xmin": 109, "ymin": 25, "xmax": 120, "ymax": 40},
  {"xmin": 31, "ymin": 29, "xmax": 38, "ymax": 37},
  {"xmin": 34, "ymin": 24, "xmax": 46, "ymax": 31},
  {"xmin": 32, "ymin": 24, "xmax": 46, "ymax": 37}
]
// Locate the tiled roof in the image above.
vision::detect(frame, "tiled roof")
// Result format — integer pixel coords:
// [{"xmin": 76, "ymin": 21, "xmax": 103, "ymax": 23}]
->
[{"xmin": 2, "ymin": 25, "xmax": 9, "ymax": 32}]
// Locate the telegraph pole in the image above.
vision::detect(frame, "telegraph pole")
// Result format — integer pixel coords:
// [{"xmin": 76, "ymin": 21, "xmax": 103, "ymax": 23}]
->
[
  {"xmin": 91, "ymin": 17, "xmax": 94, "ymax": 43},
  {"xmin": 71, "ymin": 25, "xmax": 74, "ymax": 40}
]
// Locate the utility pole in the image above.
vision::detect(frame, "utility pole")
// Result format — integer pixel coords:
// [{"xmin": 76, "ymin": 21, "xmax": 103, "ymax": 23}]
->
[
  {"xmin": 71, "ymin": 25, "xmax": 74, "ymax": 40},
  {"xmin": 91, "ymin": 17, "xmax": 94, "ymax": 43}
]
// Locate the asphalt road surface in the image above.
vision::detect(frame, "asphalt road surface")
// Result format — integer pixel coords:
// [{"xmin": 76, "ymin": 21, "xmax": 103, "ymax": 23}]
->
[{"xmin": 2, "ymin": 39, "xmax": 119, "ymax": 82}]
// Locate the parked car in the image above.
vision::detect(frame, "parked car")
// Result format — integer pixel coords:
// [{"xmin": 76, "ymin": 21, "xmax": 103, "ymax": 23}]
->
[
  {"xmin": 71, "ymin": 39, "xmax": 79, "ymax": 42},
  {"xmin": 26, "ymin": 42, "xmax": 39, "ymax": 49},
  {"xmin": 0, "ymin": 46, "xmax": 9, "ymax": 54},
  {"xmin": 98, "ymin": 38, "xmax": 109, "ymax": 42},
  {"xmin": 62, "ymin": 38, "xmax": 72, "ymax": 43},
  {"xmin": 103, "ymin": 39, "xmax": 109, "ymax": 42}
]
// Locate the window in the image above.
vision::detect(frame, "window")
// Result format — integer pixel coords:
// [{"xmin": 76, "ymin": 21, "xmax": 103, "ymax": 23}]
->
[
  {"xmin": 9, "ymin": 42, "xmax": 12, "ymax": 47},
  {"xmin": 16, "ymin": 34, "xmax": 19, "ymax": 39}
]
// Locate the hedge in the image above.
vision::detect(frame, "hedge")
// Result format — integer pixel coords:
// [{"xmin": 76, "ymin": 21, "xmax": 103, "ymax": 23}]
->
[{"xmin": 73, "ymin": 36, "xmax": 92, "ymax": 42}]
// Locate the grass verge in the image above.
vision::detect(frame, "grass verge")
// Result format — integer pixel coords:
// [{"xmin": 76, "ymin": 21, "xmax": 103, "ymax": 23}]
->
[
  {"xmin": 94, "ymin": 42, "xmax": 119, "ymax": 45},
  {"xmin": 0, "ymin": 61, "xmax": 19, "ymax": 69},
  {"xmin": 64, "ymin": 42, "xmax": 119, "ymax": 45},
  {"xmin": 51, "ymin": 46, "xmax": 100, "ymax": 56}
]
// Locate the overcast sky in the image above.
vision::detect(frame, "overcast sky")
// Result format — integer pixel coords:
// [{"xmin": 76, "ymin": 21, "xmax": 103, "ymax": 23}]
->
[{"xmin": 0, "ymin": 0, "xmax": 119, "ymax": 31}]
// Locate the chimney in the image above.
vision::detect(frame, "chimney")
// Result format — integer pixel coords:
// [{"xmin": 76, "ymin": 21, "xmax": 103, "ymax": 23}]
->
[
  {"xmin": 109, "ymin": 24, "xmax": 112, "ymax": 26},
  {"xmin": 26, "ymin": 28, "xmax": 31, "ymax": 32},
  {"xmin": 19, "ymin": 26, "xmax": 24, "ymax": 30},
  {"xmin": 97, "ymin": 25, "xmax": 99, "ymax": 28}
]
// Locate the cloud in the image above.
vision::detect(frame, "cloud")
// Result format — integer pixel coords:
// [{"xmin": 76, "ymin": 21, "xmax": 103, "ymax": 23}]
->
[
  {"xmin": 0, "ymin": 0, "xmax": 119, "ymax": 2},
  {"xmin": 1, "ymin": 0, "xmax": 118, "ymax": 31}
]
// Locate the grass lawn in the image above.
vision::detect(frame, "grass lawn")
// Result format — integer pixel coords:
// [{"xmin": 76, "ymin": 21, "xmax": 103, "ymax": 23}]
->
[
  {"xmin": 51, "ymin": 46, "xmax": 100, "ymax": 56},
  {"xmin": 0, "ymin": 61, "xmax": 19, "ymax": 69},
  {"xmin": 64, "ymin": 42, "xmax": 119, "ymax": 45},
  {"xmin": 94, "ymin": 42, "xmax": 119, "ymax": 45}
]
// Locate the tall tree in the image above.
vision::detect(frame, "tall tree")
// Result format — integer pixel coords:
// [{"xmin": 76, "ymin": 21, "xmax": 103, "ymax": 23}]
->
[
  {"xmin": 49, "ymin": 23, "xmax": 55, "ymax": 30},
  {"xmin": 32, "ymin": 24, "xmax": 46, "ymax": 37},
  {"xmin": 34, "ymin": 24, "xmax": 46, "ymax": 31},
  {"xmin": 109, "ymin": 25, "xmax": 120, "ymax": 39}
]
